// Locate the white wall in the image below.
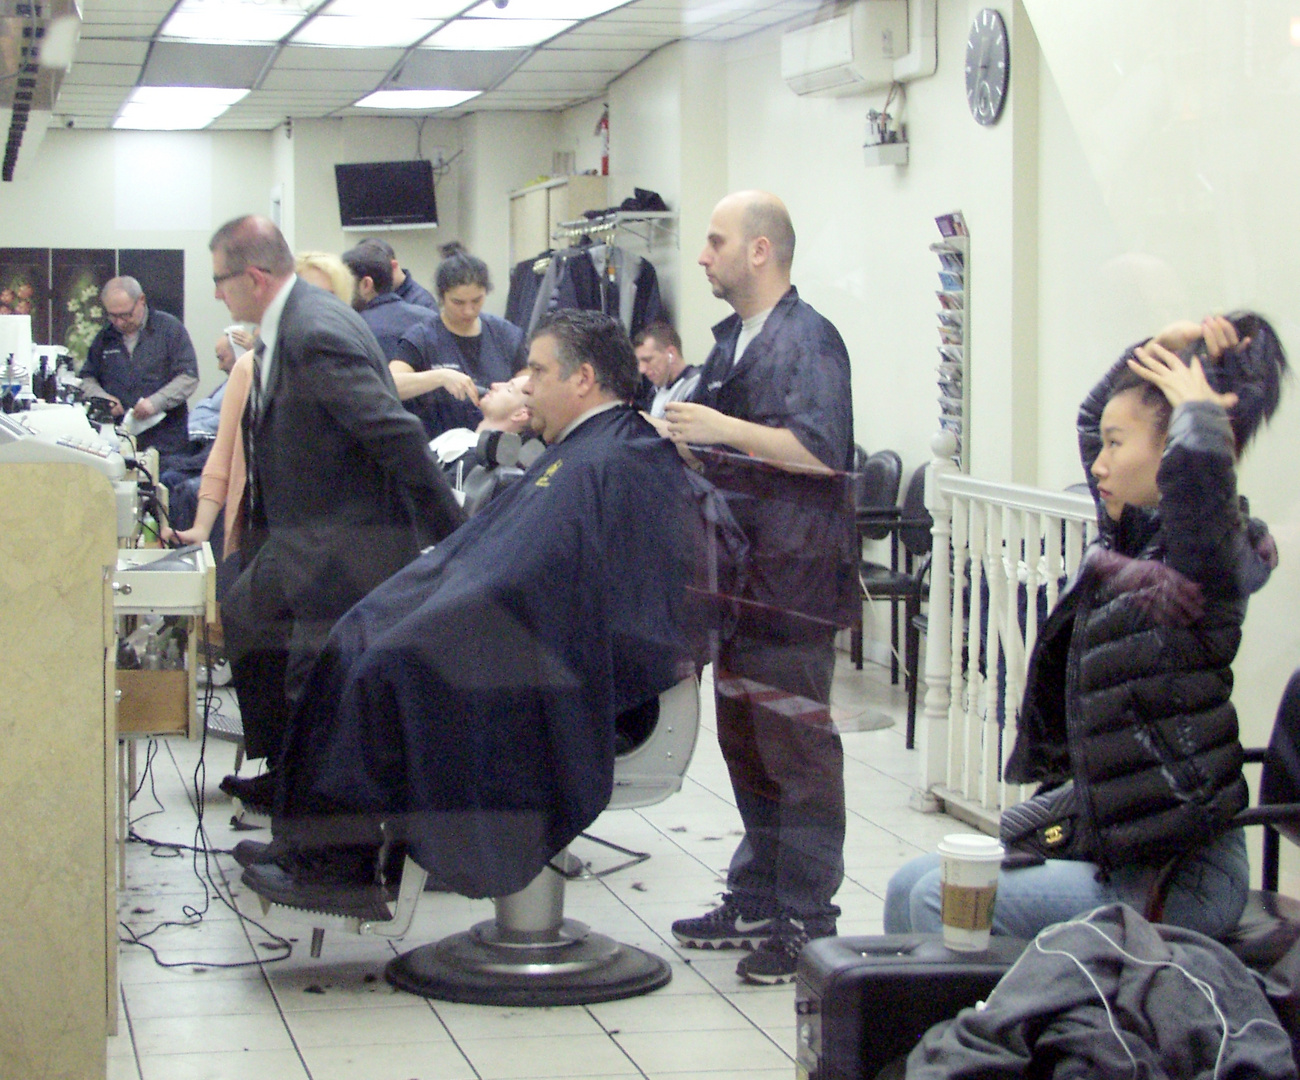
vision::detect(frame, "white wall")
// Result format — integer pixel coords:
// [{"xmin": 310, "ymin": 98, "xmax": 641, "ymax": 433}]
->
[
  {"xmin": 1029, "ymin": 0, "xmax": 1300, "ymax": 772},
  {"xmin": 0, "ymin": 129, "xmax": 274, "ymax": 391},
  {"xmin": 459, "ymin": 111, "xmax": 562, "ymax": 315},
  {"xmin": 716, "ymin": 3, "xmax": 1025, "ymax": 484},
  {"xmin": 287, "ymin": 116, "xmax": 464, "ymax": 300}
]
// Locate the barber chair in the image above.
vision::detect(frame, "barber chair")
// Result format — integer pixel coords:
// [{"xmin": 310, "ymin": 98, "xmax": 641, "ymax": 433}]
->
[
  {"xmin": 250, "ymin": 675, "xmax": 701, "ymax": 1007},
  {"xmin": 459, "ymin": 429, "xmax": 544, "ymax": 516}
]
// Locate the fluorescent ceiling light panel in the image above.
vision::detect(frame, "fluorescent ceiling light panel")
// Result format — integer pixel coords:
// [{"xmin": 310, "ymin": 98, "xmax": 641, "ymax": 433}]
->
[
  {"xmin": 461, "ymin": 0, "xmax": 628, "ymax": 18},
  {"xmin": 325, "ymin": 0, "xmax": 466, "ymax": 15},
  {"xmin": 161, "ymin": 3, "xmax": 312, "ymax": 45},
  {"xmin": 355, "ymin": 89, "xmax": 481, "ymax": 109},
  {"xmin": 423, "ymin": 18, "xmax": 575, "ymax": 49},
  {"xmin": 113, "ymin": 86, "xmax": 249, "ymax": 129},
  {"xmin": 291, "ymin": 15, "xmax": 439, "ymax": 47}
]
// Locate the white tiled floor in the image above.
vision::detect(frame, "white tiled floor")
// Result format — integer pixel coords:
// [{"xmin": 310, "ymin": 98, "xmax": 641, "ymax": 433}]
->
[{"xmin": 108, "ymin": 656, "xmax": 976, "ymax": 1080}]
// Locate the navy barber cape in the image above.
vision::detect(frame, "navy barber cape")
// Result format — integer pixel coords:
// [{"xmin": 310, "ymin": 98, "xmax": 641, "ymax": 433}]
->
[{"xmin": 276, "ymin": 406, "xmax": 703, "ymax": 898}]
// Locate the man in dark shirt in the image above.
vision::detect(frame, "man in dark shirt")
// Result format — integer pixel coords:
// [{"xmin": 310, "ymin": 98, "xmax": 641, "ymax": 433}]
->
[
  {"xmin": 341, "ymin": 243, "xmax": 437, "ymax": 359},
  {"xmin": 664, "ymin": 190, "xmax": 856, "ymax": 985},
  {"xmin": 78, "ymin": 275, "xmax": 199, "ymax": 463},
  {"xmin": 357, "ymin": 237, "xmax": 438, "ymax": 311}
]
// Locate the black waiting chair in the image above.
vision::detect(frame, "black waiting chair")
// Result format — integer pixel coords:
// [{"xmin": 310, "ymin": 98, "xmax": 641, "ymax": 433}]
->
[
  {"xmin": 849, "ymin": 447, "xmax": 902, "ymax": 672},
  {"xmin": 859, "ymin": 466, "xmax": 932, "ymax": 749},
  {"xmin": 1146, "ymin": 666, "xmax": 1300, "ymax": 1047}
]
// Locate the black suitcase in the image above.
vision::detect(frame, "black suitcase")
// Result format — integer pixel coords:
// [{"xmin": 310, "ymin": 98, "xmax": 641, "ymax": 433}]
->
[{"xmin": 794, "ymin": 934, "xmax": 1028, "ymax": 1080}]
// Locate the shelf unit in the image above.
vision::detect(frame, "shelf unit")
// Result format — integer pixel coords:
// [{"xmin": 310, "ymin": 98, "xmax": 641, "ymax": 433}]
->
[
  {"xmin": 930, "ymin": 212, "xmax": 969, "ymax": 471},
  {"xmin": 508, "ymin": 175, "xmax": 608, "ymax": 265}
]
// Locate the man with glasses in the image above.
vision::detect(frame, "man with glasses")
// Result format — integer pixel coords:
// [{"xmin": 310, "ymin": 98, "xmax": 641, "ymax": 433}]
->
[
  {"xmin": 79, "ymin": 275, "xmax": 199, "ymax": 462},
  {"xmin": 209, "ymin": 214, "xmax": 463, "ymax": 810}
]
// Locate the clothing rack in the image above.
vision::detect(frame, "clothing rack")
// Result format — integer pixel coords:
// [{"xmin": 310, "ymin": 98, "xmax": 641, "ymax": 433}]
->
[{"xmin": 552, "ymin": 210, "xmax": 677, "ymax": 247}]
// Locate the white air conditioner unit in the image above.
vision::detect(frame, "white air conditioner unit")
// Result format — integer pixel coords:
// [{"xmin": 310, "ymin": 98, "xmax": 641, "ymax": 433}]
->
[{"xmin": 781, "ymin": 0, "xmax": 908, "ymax": 98}]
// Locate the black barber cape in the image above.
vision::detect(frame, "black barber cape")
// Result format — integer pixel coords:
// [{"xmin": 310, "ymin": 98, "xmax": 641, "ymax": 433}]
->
[{"xmin": 277, "ymin": 406, "xmax": 703, "ymax": 898}]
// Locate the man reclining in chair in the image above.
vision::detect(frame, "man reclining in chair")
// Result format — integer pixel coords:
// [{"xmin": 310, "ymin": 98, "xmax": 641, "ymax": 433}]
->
[{"xmin": 239, "ymin": 309, "xmax": 704, "ymax": 914}]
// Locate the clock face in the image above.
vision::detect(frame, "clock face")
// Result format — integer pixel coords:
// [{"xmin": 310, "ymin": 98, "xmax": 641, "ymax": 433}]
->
[{"xmin": 965, "ymin": 7, "xmax": 1009, "ymax": 126}]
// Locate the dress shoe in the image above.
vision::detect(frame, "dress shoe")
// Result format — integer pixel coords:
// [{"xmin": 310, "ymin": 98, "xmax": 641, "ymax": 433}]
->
[
  {"xmin": 232, "ymin": 838, "xmax": 294, "ymax": 868},
  {"xmin": 219, "ymin": 770, "xmax": 277, "ymax": 809},
  {"xmin": 240, "ymin": 847, "xmax": 398, "ymax": 918}
]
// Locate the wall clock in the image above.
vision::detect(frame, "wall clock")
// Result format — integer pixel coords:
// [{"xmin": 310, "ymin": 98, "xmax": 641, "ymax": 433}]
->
[{"xmin": 965, "ymin": 8, "xmax": 1009, "ymax": 126}]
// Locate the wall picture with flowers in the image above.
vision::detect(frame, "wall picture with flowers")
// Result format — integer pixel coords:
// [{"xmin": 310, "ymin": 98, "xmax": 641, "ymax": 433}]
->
[
  {"xmin": 52, "ymin": 249, "xmax": 116, "ymax": 367},
  {"xmin": 0, "ymin": 248, "xmax": 51, "ymax": 344}
]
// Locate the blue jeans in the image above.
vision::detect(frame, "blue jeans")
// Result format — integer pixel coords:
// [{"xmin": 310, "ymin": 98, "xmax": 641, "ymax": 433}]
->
[{"xmin": 882, "ymin": 829, "xmax": 1248, "ymax": 940}]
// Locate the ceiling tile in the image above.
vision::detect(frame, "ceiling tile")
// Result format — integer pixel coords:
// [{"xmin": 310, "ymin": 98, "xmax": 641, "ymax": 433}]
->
[
  {"xmin": 469, "ymin": 96, "xmax": 576, "ymax": 110},
  {"xmin": 72, "ymin": 38, "xmax": 150, "ymax": 65},
  {"xmin": 78, "ymin": 18, "xmax": 159, "ymax": 36},
  {"xmin": 63, "ymin": 63, "xmax": 140, "ymax": 87},
  {"xmin": 259, "ymin": 66, "xmax": 386, "ymax": 92},
  {"xmin": 552, "ymin": 26, "xmax": 676, "ymax": 48},
  {"xmin": 64, "ymin": 0, "xmax": 789, "ymax": 124},
  {"xmin": 273, "ymin": 45, "xmax": 407, "ymax": 71},
  {"xmin": 141, "ymin": 42, "xmax": 275, "ymax": 88},
  {"xmin": 392, "ymin": 48, "xmax": 527, "ymax": 90},
  {"xmin": 520, "ymin": 47, "xmax": 644, "ymax": 71}
]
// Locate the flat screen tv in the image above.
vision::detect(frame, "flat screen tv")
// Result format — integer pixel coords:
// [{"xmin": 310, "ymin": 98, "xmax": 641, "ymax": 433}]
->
[{"xmin": 335, "ymin": 159, "xmax": 438, "ymax": 230}]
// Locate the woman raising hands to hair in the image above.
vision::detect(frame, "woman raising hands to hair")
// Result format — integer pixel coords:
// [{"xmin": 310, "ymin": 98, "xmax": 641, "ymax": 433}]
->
[{"xmin": 885, "ymin": 311, "xmax": 1287, "ymax": 941}]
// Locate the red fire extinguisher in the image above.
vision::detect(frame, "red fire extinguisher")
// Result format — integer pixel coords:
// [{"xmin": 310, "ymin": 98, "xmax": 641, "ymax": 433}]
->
[{"xmin": 595, "ymin": 105, "xmax": 609, "ymax": 176}]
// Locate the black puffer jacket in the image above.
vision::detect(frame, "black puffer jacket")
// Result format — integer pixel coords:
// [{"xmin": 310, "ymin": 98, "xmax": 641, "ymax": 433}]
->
[{"xmin": 1005, "ymin": 355, "xmax": 1263, "ymax": 871}]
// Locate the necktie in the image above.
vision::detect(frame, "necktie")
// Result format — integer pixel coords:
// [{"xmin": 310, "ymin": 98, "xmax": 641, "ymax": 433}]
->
[{"xmin": 241, "ymin": 338, "xmax": 266, "ymax": 530}]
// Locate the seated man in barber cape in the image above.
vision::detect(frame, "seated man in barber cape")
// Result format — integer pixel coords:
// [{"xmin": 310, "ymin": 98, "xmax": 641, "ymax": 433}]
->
[{"xmin": 237, "ymin": 310, "xmax": 707, "ymax": 913}]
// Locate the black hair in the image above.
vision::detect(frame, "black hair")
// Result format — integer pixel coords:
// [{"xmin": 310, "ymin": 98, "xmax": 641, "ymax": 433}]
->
[
  {"xmin": 632, "ymin": 320, "xmax": 682, "ymax": 353},
  {"xmin": 435, "ymin": 241, "xmax": 491, "ymax": 299},
  {"xmin": 341, "ymin": 244, "xmax": 393, "ymax": 293},
  {"xmin": 532, "ymin": 309, "xmax": 638, "ymax": 401},
  {"xmin": 1107, "ymin": 367, "xmax": 1173, "ymax": 439},
  {"xmin": 1202, "ymin": 311, "xmax": 1288, "ymax": 455},
  {"xmin": 1109, "ymin": 311, "xmax": 1288, "ymax": 455},
  {"xmin": 357, "ymin": 237, "xmax": 396, "ymax": 261}
]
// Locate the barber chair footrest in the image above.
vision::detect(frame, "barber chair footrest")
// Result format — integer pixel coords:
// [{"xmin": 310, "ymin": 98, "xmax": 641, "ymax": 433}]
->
[{"xmin": 385, "ymin": 918, "xmax": 671, "ymax": 1007}]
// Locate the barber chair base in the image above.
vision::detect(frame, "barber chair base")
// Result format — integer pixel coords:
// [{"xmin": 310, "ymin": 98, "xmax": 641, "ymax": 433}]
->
[
  {"xmin": 386, "ymin": 920, "xmax": 671, "ymax": 1007},
  {"xmin": 252, "ymin": 856, "xmax": 429, "ymax": 956}
]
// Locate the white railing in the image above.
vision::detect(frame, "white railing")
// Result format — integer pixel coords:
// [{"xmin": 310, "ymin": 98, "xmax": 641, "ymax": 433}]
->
[{"xmin": 918, "ymin": 435, "xmax": 1097, "ymax": 832}]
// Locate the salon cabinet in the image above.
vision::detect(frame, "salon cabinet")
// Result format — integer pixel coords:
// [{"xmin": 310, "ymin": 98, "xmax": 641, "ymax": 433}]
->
[
  {"xmin": 0, "ymin": 462, "xmax": 117, "ymax": 1073},
  {"xmin": 508, "ymin": 174, "xmax": 608, "ymax": 264}
]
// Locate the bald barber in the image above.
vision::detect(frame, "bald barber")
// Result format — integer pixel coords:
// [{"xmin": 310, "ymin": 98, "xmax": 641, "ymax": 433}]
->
[{"xmin": 665, "ymin": 191, "xmax": 855, "ymax": 985}]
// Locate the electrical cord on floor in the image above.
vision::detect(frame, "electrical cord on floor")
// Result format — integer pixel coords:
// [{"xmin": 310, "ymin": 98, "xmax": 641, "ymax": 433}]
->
[{"xmin": 120, "ymin": 621, "xmax": 295, "ymax": 969}]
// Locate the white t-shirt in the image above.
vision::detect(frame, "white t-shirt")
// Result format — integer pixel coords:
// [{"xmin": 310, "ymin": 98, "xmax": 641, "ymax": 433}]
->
[{"xmin": 733, "ymin": 306, "xmax": 773, "ymax": 366}]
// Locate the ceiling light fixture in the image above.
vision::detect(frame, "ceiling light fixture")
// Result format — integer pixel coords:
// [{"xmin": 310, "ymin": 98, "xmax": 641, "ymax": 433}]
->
[
  {"xmin": 462, "ymin": 0, "xmax": 629, "ymax": 18},
  {"xmin": 355, "ymin": 89, "xmax": 481, "ymax": 109},
  {"xmin": 161, "ymin": 0, "xmax": 320, "ymax": 46},
  {"xmin": 113, "ymin": 86, "xmax": 250, "ymax": 130},
  {"xmin": 291, "ymin": 15, "xmax": 441, "ymax": 48}
]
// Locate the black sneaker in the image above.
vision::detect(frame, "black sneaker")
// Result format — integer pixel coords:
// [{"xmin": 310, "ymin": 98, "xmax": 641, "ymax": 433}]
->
[
  {"xmin": 735, "ymin": 917, "xmax": 834, "ymax": 985},
  {"xmin": 671, "ymin": 894, "xmax": 779, "ymax": 950}
]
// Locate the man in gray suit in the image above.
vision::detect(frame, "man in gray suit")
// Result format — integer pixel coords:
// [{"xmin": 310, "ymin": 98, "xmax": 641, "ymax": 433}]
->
[{"xmin": 209, "ymin": 215, "xmax": 464, "ymax": 806}]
